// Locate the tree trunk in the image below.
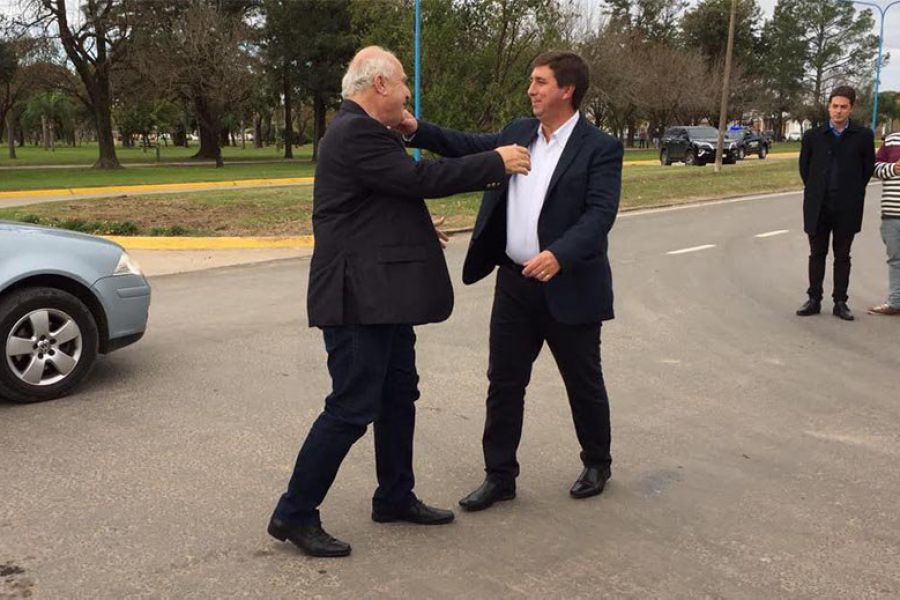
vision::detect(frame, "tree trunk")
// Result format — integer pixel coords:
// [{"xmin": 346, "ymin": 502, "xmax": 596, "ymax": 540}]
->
[
  {"xmin": 7, "ymin": 115, "xmax": 16, "ymax": 159},
  {"xmin": 173, "ymin": 122, "xmax": 187, "ymax": 147},
  {"xmin": 253, "ymin": 113, "xmax": 263, "ymax": 149},
  {"xmin": 240, "ymin": 118, "xmax": 246, "ymax": 150},
  {"xmin": 312, "ymin": 92, "xmax": 327, "ymax": 162},
  {"xmin": 283, "ymin": 69, "xmax": 294, "ymax": 159},
  {"xmin": 92, "ymin": 82, "xmax": 122, "ymax": 169},
  {"xmin": 219, "ymin": 127, "xmax": 230, "ymax": 148},
  {"xmin": 42, "ymin": 115, "xmax": 49, "ymax": 150}
]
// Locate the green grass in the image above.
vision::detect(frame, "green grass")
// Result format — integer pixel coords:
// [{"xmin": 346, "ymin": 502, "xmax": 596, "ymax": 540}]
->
[
  {"xmin": 0, "ymin": 159, "xmax": 802, "ymax": 237},
  {"xmin": 0, "ymin": 142, "xmax": 311, "ymax": 166},
  {"xmin": 0, "ymin": 161, "xmax": 315, "ymax": 192}
]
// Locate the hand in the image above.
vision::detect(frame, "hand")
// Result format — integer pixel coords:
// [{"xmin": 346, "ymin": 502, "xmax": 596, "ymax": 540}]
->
[
  {"xmin": 522, "ymin": 250, "xmax": 560, "ymax": 282},
  {"xmin": 395, "ymin": 109, "xmax": 419, "ymax": 137},
  {"xmin": 495, "ymin": 144, "xmax": 531, "ymax": 175},
  {"xmin": 432, "ymin": 216, "xmax": 449, "ymax": 249}
]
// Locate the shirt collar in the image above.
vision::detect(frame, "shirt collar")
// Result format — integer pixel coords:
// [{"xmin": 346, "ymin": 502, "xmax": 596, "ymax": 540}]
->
[
  {"xmin": 830, "ymin": 120, "xmax": 849, "ymax": 136},
  {"xmin": 535, "ymin": 112, "xmax": 580, "ymax": 146}
]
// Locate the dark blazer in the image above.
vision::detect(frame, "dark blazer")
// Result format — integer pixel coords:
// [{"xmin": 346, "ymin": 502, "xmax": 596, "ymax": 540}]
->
[
  {"xmin": 799, "ymin": 121, "xmax": 876, "ymax": 234},
  {"xmin": 412, "ymin": 116, "xmax": 624, "ymax": 324},
  {"xmin": 307, "ymin": 101, "xmax": 505, "ymax": 327}
]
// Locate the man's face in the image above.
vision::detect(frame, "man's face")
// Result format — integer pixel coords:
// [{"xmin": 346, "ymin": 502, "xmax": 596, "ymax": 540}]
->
[
  {"xmin": 828, "ymin": 96, "xmax": 853, "ymax": 126},
  {"xmin": 380, "ymin": 60, "xmax": 411, "ymax": 127},
  {"xmin": 527, "ymin": 65, "xmax": 573, "ymax": 120}
]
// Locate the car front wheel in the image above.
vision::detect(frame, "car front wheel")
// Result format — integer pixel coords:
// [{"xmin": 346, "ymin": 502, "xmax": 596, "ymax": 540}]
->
[
  {"xmin": 685, "ymin": 149, "xmax": 700, "ymax": 166},
  {"xmin": 660, "ymin": 148, "xmax": 671, "ymax": 166},
  {"xmin": 0, "ymin": 287, "xmax": 99, "ymax": 403},
  {"xmin": 759, "ymin": 145, "xmax": 768, "ymax": 159}
]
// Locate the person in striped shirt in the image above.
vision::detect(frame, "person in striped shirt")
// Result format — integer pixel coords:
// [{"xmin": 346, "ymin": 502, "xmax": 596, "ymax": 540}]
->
[{"xmin": 869, "ymin": 131, "xmax": 900, "ymax": 315}]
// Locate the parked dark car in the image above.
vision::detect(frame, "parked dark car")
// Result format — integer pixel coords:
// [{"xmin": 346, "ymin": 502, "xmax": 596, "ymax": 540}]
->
[
  {"xmin": 659, "ymin": 126, "xmax": 740, "ymax": 166},
  {"xmin": 730, "ymin": 126, "xmax": 770, "ymax": 160}
]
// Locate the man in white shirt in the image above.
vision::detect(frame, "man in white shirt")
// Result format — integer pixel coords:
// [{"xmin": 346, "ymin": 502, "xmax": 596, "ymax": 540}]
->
[{"xmin": 399, "ymin": 51, "xmax": 624, "ymax": 510}]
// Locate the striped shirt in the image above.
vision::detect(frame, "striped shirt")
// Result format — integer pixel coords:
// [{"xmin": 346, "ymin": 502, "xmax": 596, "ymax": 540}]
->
[{"xmin": 874, "ymin": 132, "xmax": 900, "ymax": 219}]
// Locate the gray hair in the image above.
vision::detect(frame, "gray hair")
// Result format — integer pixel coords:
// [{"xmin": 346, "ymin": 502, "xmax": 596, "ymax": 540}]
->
[{"xmin": 341, "ymin": 47, "xmax": 400, "ymax": 99}]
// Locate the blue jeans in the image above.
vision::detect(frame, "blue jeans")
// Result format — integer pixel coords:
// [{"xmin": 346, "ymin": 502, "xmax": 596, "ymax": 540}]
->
[
  {"xmin": 274, "ymin": 324, "xmax": 420, "ymax": 526},
  {"xmin": 882, "ymin": 218, "xmax": 900, "ymax": 308}
]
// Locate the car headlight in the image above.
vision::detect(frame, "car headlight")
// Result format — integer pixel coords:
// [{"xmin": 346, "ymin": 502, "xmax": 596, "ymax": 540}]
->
[{"xmin": 113, "ymin": 252, "xmax": 142, "ymax": 276}]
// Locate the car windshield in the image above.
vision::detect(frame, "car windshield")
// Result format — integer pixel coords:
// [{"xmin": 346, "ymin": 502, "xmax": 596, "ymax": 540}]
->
[{"xmin": 685, "ymin": 127, "xmax": 719, "ymax": 139}]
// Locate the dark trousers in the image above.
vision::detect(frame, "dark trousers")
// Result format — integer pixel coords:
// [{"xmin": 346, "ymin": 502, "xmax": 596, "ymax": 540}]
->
[
  {"xmin": 274, "ymin": 324, "xmax": 419, "ymax": 526},
  {"xmin": 807, "ymin": 204, "xmax": 857, "ymax": 302},
  {"xmin": 483, "ymin": 265, "xmax": 612, "ymax": 484}
]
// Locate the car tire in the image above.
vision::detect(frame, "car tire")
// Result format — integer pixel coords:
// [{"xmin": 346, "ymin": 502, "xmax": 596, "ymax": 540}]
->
[
  {"xmin": 759, "ymin": 145, "xmax": 768, "ymax": 160},
  {"xmin": 737, "ymin": 147, "xmax": 746, "ymax": 160},
  {"xmin": 0, "ymin": 287, "xmax": 99, "ymax": 403},
  {"xmin": 660, "ymin": 149, "xmax": 672, "ymax": 166},
  {"xmin": 685, "ymin": 149, "xmax": 701, "ymax": 166}
]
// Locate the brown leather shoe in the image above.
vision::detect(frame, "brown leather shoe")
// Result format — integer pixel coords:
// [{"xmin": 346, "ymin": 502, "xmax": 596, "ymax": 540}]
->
[{"xmin": 868, "ymin": 303, "xmax": 900, "ymax": 315}]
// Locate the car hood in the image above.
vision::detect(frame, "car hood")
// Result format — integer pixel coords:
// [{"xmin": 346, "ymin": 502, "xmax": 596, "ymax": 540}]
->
[{"xmin": 0, "ymin": 220, "xmax": 124, "ymax": 250}]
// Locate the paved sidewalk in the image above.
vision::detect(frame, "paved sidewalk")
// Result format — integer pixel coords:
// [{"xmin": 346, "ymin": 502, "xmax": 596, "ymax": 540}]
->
[{"xmin": 131, "ymin": 247, "xmax": 313, "ymax": 277}]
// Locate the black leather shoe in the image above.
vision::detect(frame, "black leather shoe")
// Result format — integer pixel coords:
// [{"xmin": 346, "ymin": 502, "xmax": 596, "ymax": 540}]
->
[
  {"xmin": 267, "ymin": 516, "xmax": 351, "ymax": 557},
  {"xmin": 833, "ymin": 301, "xmax": 854, "ymax": 321},
  {"xmin": 570, "ymin": 466, "xmax": 611, "ymax": 499},
  {"xmin": 458, "ymin": 478, "xmax": 516, "ymax": 512},
  {"xmin": 372, "ymin": 499, "xmax": 455, "ymax": 525},
  {"xmin": 796, "ymin": 298, "xmax": 822, "ymax": 316}
]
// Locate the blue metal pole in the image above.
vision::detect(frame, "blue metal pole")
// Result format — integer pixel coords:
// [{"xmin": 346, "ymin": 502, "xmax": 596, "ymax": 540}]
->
[
  {"xmin": 852, "ymin": 0, "xmax": 900, "ymax": 132},
  {"xmin": 414, "ymin": 0, "xmax": 422, "ymax": 161}
]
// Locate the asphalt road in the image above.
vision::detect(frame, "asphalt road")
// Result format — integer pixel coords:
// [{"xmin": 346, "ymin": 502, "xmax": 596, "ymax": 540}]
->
[{"xmin": 2, "ymin": 187, "xmax": 898, "ymax": 599}]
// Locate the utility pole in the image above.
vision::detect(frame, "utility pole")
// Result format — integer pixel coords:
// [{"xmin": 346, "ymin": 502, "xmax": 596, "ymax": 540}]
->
[{"xmin": 715, "ymin": 0, "xmax": 738, "ymax": 174}]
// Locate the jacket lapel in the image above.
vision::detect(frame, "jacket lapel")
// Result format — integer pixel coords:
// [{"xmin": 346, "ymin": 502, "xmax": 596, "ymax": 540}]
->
[{"xmin": 545, "ymin": 116, "xmax": 589, "ymax": 200}]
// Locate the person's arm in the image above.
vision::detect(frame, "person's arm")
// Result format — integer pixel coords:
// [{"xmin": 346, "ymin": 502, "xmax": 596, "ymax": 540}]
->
[
  {"xmin": 351, "ymin": 119, "xmax": 505, "ymax": 200},
  {"xmin": 862, "ymin": 130, "xmax": 876, "ymax": 184},
  {"xmin": 544, "ymin": 138, "xmax": 624, "ymax": 270},
  {"xmin": 408, "ymin": 120, "xmax": 503, "ymax": 157},
  {"xmin": 799, "ymin": 130, "xmax": 812, "ymax": 185}
]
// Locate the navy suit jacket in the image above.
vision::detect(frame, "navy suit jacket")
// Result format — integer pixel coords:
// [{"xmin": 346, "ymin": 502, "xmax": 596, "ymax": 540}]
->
[
  {"xmin": 412, "ymin": 116, "xmax": 623, "ymax": 324},
  {"xmin": 307, "ymin": 101, "xmax": 505, "ymax": 327}
]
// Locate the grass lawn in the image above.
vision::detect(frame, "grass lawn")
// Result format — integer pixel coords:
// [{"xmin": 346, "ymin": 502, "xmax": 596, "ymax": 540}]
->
[
  {"xmin": 0, "ymin": 159, "xmax": 802, "ymax": 237},
  {"xmin": 0, "ymin": 161, "xmax": 315, "ymax": 192},
  {"xmin": 0, "ymin": 142, "xmax": 310, "ymax": 166}
]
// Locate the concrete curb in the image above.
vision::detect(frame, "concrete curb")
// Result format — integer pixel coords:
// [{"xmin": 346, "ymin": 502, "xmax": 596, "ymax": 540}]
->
[{"xmin": 0, "ymin": 177, "xmax": 314, "ymax": 201}]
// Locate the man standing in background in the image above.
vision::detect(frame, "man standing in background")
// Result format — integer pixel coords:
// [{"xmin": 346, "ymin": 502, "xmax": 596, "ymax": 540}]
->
[{"xmin": 796, "ymin": 86, "xmax": 875, "ymax": 321}]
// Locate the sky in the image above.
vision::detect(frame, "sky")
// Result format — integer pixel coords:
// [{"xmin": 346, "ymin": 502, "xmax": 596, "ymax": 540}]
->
[{"xmin": 2, "ymin": 0, "xmax": 898, "ymax": 91}]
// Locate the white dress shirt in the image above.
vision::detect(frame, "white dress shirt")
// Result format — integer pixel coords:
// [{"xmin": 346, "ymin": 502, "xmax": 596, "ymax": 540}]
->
[{"xmin": 506, "ymin": 111, "xmax": 580, "ymax": 265}]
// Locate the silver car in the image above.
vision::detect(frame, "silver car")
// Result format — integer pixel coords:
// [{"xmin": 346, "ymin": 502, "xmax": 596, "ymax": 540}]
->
[{"xmin": 0, "ymin": 222, "xmax": 150, "ymax": 403}]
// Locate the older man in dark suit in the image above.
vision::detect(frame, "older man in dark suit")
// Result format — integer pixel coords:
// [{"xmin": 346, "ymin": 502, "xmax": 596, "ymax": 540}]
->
[
  {"xmin": 797, "ymin": 85, "xmax": 876, "ymax": 321},
  {"xmin": 397, "ymin": 51, "xmax": 623, "ymax": 510},
  {"xmin": 268, "ymin": 46, "xmax": 530, "ymax": 557}
]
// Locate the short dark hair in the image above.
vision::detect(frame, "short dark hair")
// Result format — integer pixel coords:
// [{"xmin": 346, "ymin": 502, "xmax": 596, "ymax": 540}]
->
[
  {"xmin": 828, "ymin": 85, "xmax": 857, "ymax": 106},
  {"xmin": 532, "ymin": 51, "xmax": 589, "ymax": 111}
]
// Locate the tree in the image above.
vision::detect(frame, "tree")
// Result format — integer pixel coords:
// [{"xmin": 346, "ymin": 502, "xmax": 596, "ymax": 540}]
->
[
  {"xmin": 759, "ymin": 0, "xmax": 808, "ymax": 140},
  {"xmin": 602, "ymin": 0, "xmax": 687, "ymax": 44},
  {"xmin": 131, "ymin": 0, "xmax": 257, "ymax": 166},
  {"xmin": 681, "ymin": 0, "xmax": 763, "ymax": 74},
  {"xmin": 25, "ymin": 0, "xmax": 130, "ymax": 168},
  {"xmin": 792, "ymin": 0, "xmax": 879, "ymax": 127}
]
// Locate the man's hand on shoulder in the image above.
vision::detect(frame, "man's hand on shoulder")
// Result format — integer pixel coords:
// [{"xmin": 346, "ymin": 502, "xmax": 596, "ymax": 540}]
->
[
  {"xmin": 394, "ymin": 109, "xmax": 419, "ymax": 137},
  {"xmin": 522, "ymin": 250, "xmax": 561, "ymax": 282}
]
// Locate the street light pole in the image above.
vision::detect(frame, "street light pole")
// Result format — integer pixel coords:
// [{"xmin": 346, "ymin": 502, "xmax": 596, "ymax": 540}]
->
[
  {"xmin": 851, "ymin": 0, "xmax": 900, "ymax": 133},
  {"xmin": 414, "ymin": 0, "xmax": 422, "ymax": 161},
  {"xmin": 714, "ymin": 0, "xmax": 738, "ymax": 173}
]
